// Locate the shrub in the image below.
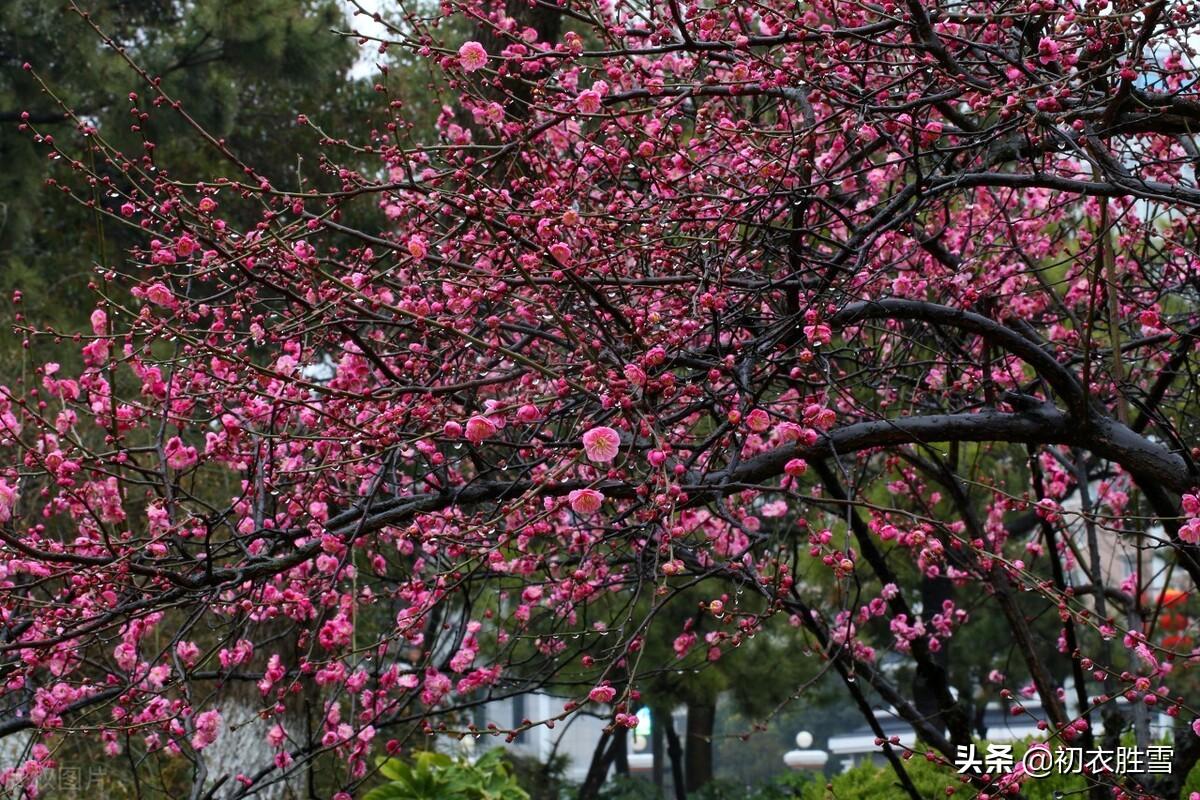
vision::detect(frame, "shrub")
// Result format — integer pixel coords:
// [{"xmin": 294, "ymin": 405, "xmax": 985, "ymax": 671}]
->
[{"xmin": 365, "ymin": 748, "xmax": 529, "ymax": 800}]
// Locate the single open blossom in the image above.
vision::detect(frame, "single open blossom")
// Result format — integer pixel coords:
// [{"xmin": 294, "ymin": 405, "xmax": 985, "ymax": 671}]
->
[
  {"xmin": 549, "ymin": 241, "xmax": 572, "ymax": 265},
  {"xmin": 746, "ymin": 408, "xmax": 770, "ymax": 432},
  {"xmin": 581, "ymin": 426, "xmax": 621, "ymax": 462},
  {"xmin": 464, "ymin": 415, "xmax": 497, "ymax": 444},
  {"xmin": 576, "ymin": 90, "xmax": 602, "ymax": 114},
  {"xmin": 407, "ymin": 235, "xmax": 428, "ymax": 260},
  {"xmin": 569, "ymin": 488, "xmax": 604, "ymax": 516},
  {"xmin": 458, "ymin": 41, "xmax": 488, "ymax": 72},
  {"xmin": 143, "ymin": 282, "xmax": 176, "ymax": 309},
  {"xmin": 175, "ymin": 235, "xmax": 198, "ymax": 257},
  {"xmin": 784, "ymin": 458, "xmax": 808, "ymax": 477},
  {"xmin": 588, "ymin": 684, "xmax": 616, "ymax": 703}
]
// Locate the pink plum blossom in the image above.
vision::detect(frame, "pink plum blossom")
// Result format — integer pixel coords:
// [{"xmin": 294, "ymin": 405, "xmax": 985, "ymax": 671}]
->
[
  {"xmin": 581, "ymin": 426, "xmax": 621, "ymax": 462},
  {"xmin": 569, "ymin": 488, "xmax": 604, "ymax": 515},
  {"xmin": 458, "ymin": 41, "xmax": 488, "ymax": 72},
  {"xmin": 464, "ymin": 415, "xmax": 497, "ymax": 444}
]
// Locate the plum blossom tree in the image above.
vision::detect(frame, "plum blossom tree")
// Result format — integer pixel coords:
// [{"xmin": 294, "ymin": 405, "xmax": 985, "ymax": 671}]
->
[{"xmin": 6, "ymin": 0, "xmax": 1200, "ymax": 798}]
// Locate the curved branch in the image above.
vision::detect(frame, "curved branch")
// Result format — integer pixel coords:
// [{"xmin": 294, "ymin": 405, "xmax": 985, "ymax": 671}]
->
[{"xmin": 830, "ymin": 299, "xmax": 1087, "ymax": 416}]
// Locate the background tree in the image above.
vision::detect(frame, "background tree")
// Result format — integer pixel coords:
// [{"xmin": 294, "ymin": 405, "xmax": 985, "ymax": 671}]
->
[{"xmin": 0, "ymin": 0, "xmax": 368, "ymax": 380}]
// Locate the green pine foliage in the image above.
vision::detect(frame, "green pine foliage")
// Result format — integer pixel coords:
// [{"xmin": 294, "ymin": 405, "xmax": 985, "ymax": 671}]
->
[{"xmin": 0, "ymin": 0, "xmax": 371, "ymax": 379}]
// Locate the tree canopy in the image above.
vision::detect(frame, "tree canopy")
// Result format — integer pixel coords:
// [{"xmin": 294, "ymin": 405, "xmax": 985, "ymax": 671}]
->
[{"xmin": 4, "ymin": 1, "xmax": 1200, "ymax": 799}]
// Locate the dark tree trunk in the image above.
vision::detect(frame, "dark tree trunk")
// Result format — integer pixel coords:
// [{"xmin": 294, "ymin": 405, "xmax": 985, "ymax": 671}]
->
[
  {"xmin": 913, "ymin": 574, "xmax": 954, "ymax": 739},
  {"xmin": 614, "ymin": 723, "xmax": 628, "ymax": 775},
  {"xmin": 684, "ymin": 701, "xmax": 715, "ymax": 793},
  {"xmin": 577, "ymin": 730, "xmax": 616, "ymax": 800},
  {"xmin": 663, "ymin": 710, "xmax": 687, "ymax": 800}
]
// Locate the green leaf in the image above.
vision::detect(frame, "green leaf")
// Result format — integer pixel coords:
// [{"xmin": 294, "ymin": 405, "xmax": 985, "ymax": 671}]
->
[
  {"xmin": 377, "ymin": 757, "xmax": 412, "ymax": 783},
  {"xmin": 362, "ymin": 784, "xmax": 412, "ymax": 800}
]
